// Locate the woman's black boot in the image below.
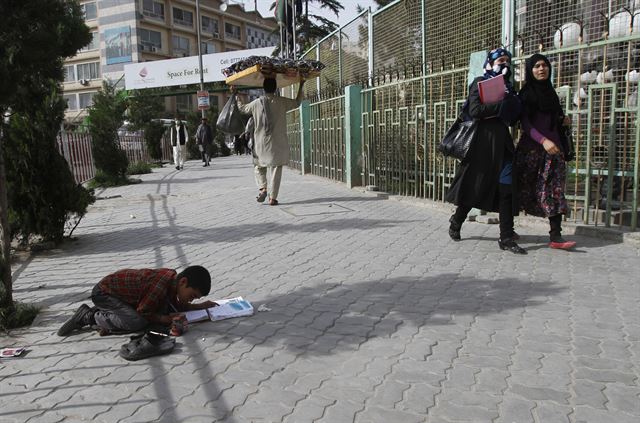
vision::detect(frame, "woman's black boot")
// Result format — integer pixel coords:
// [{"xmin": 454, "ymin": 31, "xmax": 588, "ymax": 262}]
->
[
  {"xmin": 449, "ymin": 215, "xmax": 462, "ymax": 241},
  {"xmin": 498, "ymin": 238, "xmax": 527, "ymax": 254}
]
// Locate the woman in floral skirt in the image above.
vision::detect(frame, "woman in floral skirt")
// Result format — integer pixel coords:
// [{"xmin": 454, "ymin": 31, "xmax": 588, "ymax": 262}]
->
[{"xmin": 516, "ymin": 53, "xmax": 576, "ymax": 249}]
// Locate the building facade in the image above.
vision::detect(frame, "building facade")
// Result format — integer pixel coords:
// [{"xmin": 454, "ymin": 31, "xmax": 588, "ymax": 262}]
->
[{"xmin": 63, "ymin": 0, "xmax": 278, "ymax": 124}]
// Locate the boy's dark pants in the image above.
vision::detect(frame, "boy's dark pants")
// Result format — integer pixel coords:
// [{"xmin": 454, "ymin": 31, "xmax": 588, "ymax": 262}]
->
[{"xmin": 91, "ymin": 285, "xmax": 148, "ymax": 332}]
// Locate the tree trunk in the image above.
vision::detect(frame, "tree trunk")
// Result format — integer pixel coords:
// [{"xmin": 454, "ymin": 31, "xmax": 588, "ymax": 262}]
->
[{"xmin": 0, "ymin": 119, "xmax": 13, "ymax": 308}]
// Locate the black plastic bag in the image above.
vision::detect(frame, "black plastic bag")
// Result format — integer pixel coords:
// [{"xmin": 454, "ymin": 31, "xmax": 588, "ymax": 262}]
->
[{"xmin": 216, "ymin": 93, "xmax": 245, "ymax": 135}]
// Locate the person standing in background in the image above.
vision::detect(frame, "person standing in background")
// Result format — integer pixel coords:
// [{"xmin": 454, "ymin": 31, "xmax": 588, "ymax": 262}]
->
[
  {"xmin": 171, "ymin": 117, "xmax": 188, "ymax": 170},
  {"xmin": 195, "ymin": 117, "xmax": 213, "ymax": 167}
]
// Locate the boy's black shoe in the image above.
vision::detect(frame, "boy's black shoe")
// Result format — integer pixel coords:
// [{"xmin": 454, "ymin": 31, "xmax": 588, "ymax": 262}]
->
[{"xmin": 57, "ymin": 304, "xmax": 94, "ymax": 336}]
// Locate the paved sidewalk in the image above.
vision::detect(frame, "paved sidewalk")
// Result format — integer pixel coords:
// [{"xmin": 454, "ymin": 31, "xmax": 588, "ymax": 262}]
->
[{"xmin": 2, "ymin": 155, "xmax": 639, "ymax": 423}]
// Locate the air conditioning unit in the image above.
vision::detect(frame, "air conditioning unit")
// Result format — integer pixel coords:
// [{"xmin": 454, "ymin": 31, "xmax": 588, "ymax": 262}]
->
[{"xmin": 79, "ymin": 79, "xmax": 89, "ymax": 86}]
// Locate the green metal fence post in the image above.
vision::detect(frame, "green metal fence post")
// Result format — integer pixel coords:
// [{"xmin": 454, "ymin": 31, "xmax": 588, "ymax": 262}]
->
[
  {"xmin": 345, "ymin": 85, "xmax": 363, "ymax": 188},
  {"xmin": 300, "ymin": 100, "xmax": 311, "ymax": 175}
]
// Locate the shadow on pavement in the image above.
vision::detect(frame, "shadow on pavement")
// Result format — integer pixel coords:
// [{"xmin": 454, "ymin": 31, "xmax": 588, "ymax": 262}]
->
[
  {"xmin": 71, "ymin": 218, "xmax": 410, "ymax": 254},
  {"xmin": 188, "ymin": 274, "xmax": 566, "ymax": 356},
  {"xmin": 283, "ymin": 196, "xmax": 385, "ymax": 205}
]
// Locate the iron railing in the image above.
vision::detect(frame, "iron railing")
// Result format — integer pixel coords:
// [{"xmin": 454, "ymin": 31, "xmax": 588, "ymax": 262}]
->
[{"xmin": 286, "ymin": 0, "xmax": 640, "ymax": 230}]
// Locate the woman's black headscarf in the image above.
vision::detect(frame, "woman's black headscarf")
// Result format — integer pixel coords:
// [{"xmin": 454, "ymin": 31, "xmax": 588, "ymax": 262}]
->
[{"xmin": 519, "ymin": 53, "xmax": 563, "ymax": 126}]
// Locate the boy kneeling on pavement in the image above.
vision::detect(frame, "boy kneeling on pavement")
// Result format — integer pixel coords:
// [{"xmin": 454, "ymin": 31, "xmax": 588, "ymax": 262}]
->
[{"xmin": 57, "ymin": 266, "xmax": 217, "ymax": 336}]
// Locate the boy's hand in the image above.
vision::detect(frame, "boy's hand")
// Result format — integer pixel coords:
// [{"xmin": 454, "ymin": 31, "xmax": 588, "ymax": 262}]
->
[{"xmin": 196, "ymin": 300, "xmax": 219, "ymax": 309}]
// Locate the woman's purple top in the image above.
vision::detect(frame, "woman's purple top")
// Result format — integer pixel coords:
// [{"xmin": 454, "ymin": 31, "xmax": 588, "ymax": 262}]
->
[{"xmin": 520, "ymin": 111, "xmax": 561, "ymax": 148}]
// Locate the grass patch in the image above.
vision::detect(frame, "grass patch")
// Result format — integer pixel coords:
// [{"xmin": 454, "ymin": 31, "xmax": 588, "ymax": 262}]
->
[
  {"xmin": 88, "ymin": 170, "xmax": 142, "ymax": 188},
  {"xmin": 127, "ymin": 161, "xmax": 153, "ymax": 175},
  {"xmin": 0, "ymin": 301, "xmax": 39, "ymax": 332}
]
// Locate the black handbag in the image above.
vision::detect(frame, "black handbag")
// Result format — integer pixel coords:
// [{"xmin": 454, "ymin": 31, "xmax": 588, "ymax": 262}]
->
[
  {"xmin": 560, "ymin": 125, "xmax": 575, "ymax": 161},
  {"xmin": 438, "ymin": 116, "xmax": 478, "ymax": 161}
]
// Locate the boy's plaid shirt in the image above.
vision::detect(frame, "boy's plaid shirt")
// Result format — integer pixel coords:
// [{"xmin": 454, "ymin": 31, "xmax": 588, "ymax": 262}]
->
[{"xmin": 97, "ymin": 268, "xmax": 178, "ymax": 316}]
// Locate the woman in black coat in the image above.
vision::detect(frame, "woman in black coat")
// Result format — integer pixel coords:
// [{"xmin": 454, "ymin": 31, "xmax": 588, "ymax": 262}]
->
[{"xmin": 445, "ymin": 48, "xmax": 526, "ymax": 254}]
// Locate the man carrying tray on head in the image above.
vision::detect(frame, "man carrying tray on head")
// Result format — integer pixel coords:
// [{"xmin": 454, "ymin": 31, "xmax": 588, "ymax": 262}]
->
[{"xmin": 235, "ymin": 77, "xmax": 305, "ymax": 206}]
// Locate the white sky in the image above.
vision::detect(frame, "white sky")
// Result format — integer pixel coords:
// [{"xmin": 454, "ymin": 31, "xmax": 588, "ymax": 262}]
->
[{"xmin": 243, "ymin": 0, "xmax": 379, "ymax": 27}]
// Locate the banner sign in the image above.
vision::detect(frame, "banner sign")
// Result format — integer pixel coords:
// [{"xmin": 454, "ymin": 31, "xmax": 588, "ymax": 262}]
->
[
  {"xmin": 124, "ymin": 47, "xmax": 275, "ymax": 90},
  {"xmin": 105, "ymin": 26, "xmax": 132, "ymax": 65}
]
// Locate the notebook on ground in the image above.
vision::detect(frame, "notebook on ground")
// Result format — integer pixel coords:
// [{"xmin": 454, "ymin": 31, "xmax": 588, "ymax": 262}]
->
[
  {"xmin": 478, "ymin": 74, "xmax": 506, "ymax": 104},
  {"xmin": 184, "ymin": 296, "xmax": 254, "ymax": 323}
]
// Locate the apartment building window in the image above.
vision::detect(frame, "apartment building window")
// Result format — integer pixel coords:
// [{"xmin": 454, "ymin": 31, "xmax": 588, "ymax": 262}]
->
[
  {"xmin": 201, "ymin": 16, "xmax": 219, "ymax": 37},
  {"xmin": 64, "ymin": 65, "xmax": 76, "ymax": 83},
  {"xmin": 139, "ymin": 28, "xmax": 162, "ymax": 51},
  {"xmin": 79, "ymin": 32, "xmax": 99, "ymax": 52},
  {"xmin": 173, "ymin": 7, "xmax": 193, "ymax": 27},
  {"xmin": 201, "ymin": 41, "xmax": 216, "ymax": 54},
  {"xmin": 77, "ymin": 62, "xmax": 101, "ymax": 80},
  {"xmin": 176, "ymin": 94, "xmax": 193, "ymax": 112},
  {"xmin": 142, "ymin": 0, "xmax": 164, "ymax": 20},
  {"xmin": 209, "ymin": 95, "xmax": 219, "ymax": 111},
  {"xmin": 63, "ymin": 94, "xmax": 77, "ymax": 110},
  {"xmin": 172, "ymin": 35, "xmax": 190, "ymax": 56},
  {"xmin": 225, "ymin": 22, "xmax": 241, "ymax": 40},
  {"xmin": 81, "ymin": 2, "xmax": 98, "ymax": 20},
  {"xmin": 79, "ymin": 92, "xmax": 96, "ymax": 109}
]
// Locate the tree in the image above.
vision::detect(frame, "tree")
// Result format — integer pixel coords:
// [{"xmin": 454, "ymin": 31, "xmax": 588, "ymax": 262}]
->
[
  {"xmin": 4, "ymin": 78, "xmax": 95, "ymax": 243},
  {"xmin": 126, "ymin": 90, "xmax": 165, "ymax": 162},
  {"xmin": 272, "ymin": 0, "xmax": 344, "ymax": 55},
  {"xmin": 0, "ymin": 0, "xmax": 91, "ymax": 308},
  {"xmin": 87, "ymin": 81, "xmax": 129, "ymax": 184}
]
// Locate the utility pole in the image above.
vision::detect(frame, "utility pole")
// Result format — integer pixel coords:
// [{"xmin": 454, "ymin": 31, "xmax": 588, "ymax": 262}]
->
[{"xmin": 196, "ymin": 0, "xmax": 206, "ymax": 118}]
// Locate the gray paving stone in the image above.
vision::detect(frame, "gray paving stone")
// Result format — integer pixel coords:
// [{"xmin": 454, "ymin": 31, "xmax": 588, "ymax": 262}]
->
[
  {"xmin": 573, "ymin": 379, "xmax": 608, "ymax": 408},
  {"xmin": 496, "ymin": 395, "xmax": 535, "ymax": 423},
  {"xmin": 429, "ymin": 402, "xmax": 499, "ymax": 422},
  {"xmin": 320, "ymin": 399, "xmax": 365, "ymax": 423},
  {"xmin": 603, "ymin": 384, "xmax": 640, "ymax": 415},
  {"xmin": 282, "ymin": 396, "xmax": 334, "ymax": 423},
  {"xmin": 509, "ymin": 383, "xmax": 571, "ymax": 403},
  {"xmin": 572, "ymin": 405, "xmax": 639, "ymax": 423},
  {"xmin": 355, "ymin": 406, "xmax": 425, "ymax": 423}
]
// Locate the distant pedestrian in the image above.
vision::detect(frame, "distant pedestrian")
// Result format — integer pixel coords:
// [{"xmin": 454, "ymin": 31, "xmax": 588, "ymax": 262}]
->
[
  {"xmin": 244, "ymin": 116, "xmax": 255, "ymax": 155},
  {"xmin": 196, "ymin": 117, "xmax": 213, "ymax": 167},
  {"xmin": 237, "ymin": 78, "xmax": 305, "ymax": 205},
  {"xmin": 516, "ymin": 53, "xmax": 576, "ymax": 249},
  {"xmin": 171, "ymin": 118, "xmax": 188, "ymax": 170},
  {"xmin": 233, "ymin": 134, "xmax": 244, "ymax": 155}
]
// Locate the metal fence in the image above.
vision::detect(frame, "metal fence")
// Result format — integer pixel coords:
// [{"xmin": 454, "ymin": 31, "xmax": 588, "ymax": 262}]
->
[
  {"xmin": 287, "ymin": 0, "xmax": 640, "ymax": 230},
  {"xmin": 310, "ymin": 96, "xmax": 346, "ymax": 182},
  {"xmin": 56, "ymin": 130, "xmax": 175, "ymax": 184}
]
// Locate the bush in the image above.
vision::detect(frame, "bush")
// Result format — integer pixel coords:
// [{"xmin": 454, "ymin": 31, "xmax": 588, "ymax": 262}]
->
[
  {"xmin": 127, "ymin": 161, "xmax": 152, "ymax": 175},
  {"xmin": 87, "ymin": 82, "xmax": 129, "ymax": 180},
  {"xmin": 143, "ymin": 120, "xmax": 165, "ymax": 161},
  {"xmin": 0, "ymin": 301, "xmax": 39, "ymax": 332},
  {"xmin": 88, "ymin": 170, "xmax": 142, "ymax": 188}
]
